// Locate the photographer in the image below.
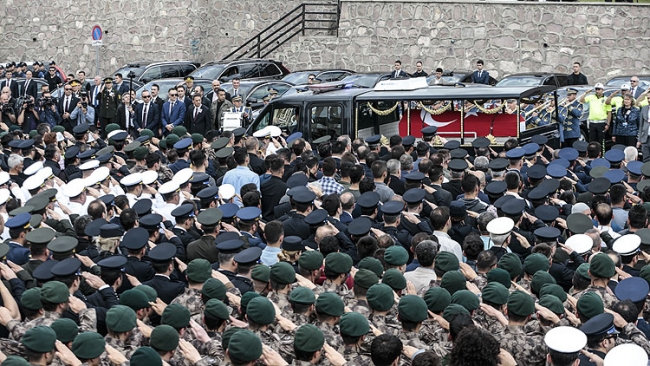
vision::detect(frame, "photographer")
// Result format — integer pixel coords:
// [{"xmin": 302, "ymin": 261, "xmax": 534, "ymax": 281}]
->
[
  {"xmin": 70, "ymin": 91, "xmax": 95, "ymax": 126},
  {"xmin": 0, "ymin": 91, "xmax": 16, "ymax": 130},
  {"xmin": 17, "ymin": 95, "xmax": 39, "ymax": 132},
  {"xmin": 38, "ymin": 91, "xmax": 62, "ymax": 128}
]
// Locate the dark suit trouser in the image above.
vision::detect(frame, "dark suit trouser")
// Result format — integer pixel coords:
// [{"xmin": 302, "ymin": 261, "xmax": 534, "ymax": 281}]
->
[
  {"xmin": 99, "ymin": 117, "xmax": 112, "ymax": 136},
  {"xmin": 642, "ymin": 141, "xmax": 650, "ymax": 162},
  {"xmin": 588, "ymin": 121, "xmax": 606, "ymax": 151}
]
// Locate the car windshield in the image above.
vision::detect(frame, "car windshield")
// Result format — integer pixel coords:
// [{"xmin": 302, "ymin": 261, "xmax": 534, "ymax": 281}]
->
[
  {"xmin": 340, "ymin": 74, "xmax": 381, "ymax": 88},
  {"xmin": 282, "ymin": 72, "xmax": 318, "ymax": 85},
  {"xmin": 606, "ymin": 77, "xmax": 650, "ymax": 89},
  {"xmin": 190, "ymin": 64, "xmax": 226, "ymax": 80},
  {"xmin": 136, "ymin": 80, "xmax": 183, "ymax": 101},
  {"xmin": 221, "ymin": 83, "xmax": 255, "ymax": 98},
  {"xmin": 113, "ymin": 65, "xmax": 147, "ymax": 78},
  {"xmin": 496, "ymin": 76, "xmax": 545, "ymax": 87}
]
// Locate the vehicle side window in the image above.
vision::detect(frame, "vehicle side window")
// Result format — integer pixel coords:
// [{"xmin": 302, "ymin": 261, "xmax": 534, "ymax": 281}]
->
[
  {"xmin": 357, "ymin": 100, "xmax": 400, "ymax": 140},
  {"xmin": 180, "ymin": 64, "xmax": 196, "ymax": 76},
  {"xmin": 140, "ymin": 66, "xmax": 161, "ymax": 83},
  {"xmin": 222, "ymin": 66, "xmax": 240, "ymax": 80},
  {"xmin": 238, "ymin": 64, "xmax": 259, "ymax": 79},
  {"xmin": 543, "ymin": 77, "xmax": 556, "ymax": 86},
  {"xmin": 254, "ymin": 106, "xmax": 300, "ymax": 132},
  {"xmin": 310, "ymin": 104, "xmax": 343, "ymax": 141},
  {"xmin": 161, "ymin": 65, "xmax": 178, "ymax": 78},
  {"xmin": 557, "ymin": 76, "xmax": 568, "ymax": 86},
  {"xmin": 249, "ymin": 83, "xmax": 291, "ymax": 101},
  {"xmin": 260, "ymin": 63, "xmax": 282, "ymax": 78}
]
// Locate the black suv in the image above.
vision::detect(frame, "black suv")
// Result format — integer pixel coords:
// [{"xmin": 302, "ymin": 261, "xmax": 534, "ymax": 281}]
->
[
  {"xmin": 189, "ymin": 59, "xmax": 290, "ymax": 82},
  {"xmin": 496, "ymin": 73, "xmax": 568, "ymax": 88},
  {"xmin": 112, "ymin": 61, "xmax": 200, "ymax": 84}
]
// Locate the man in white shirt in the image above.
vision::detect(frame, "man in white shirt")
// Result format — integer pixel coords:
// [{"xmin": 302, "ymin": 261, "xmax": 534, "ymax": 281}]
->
[
  {"xmin": 404, "ymin": 240, "xmax": 438, "ymax": 293},
  {"xmin": 432, "ymin": 206, "xmax": 463, "ymax": 261}
]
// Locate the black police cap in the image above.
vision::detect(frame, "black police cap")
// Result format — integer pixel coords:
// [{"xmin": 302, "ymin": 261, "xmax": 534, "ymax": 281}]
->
[
  {"xmin": 132, "ymin": 199, "xmax": 153, "ymax": 216},
  {"xmin": 121, "ymin": 228, "xmax": 149, "ymax": 250},
  {"xmin": 139, "ymin": 214, "xmax": 163, "ymax": 231},
  {"xmin": 148, "ymin": 243, "xmax": 177, "ymax": 262},
  {"xmin": 304, "ymin": 209, "xmax": 328, "ymax": 226}
]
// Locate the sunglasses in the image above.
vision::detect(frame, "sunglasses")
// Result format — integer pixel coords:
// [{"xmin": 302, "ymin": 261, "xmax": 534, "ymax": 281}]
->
[
  {"xmin": 169, "ymin": 93, "xmax": 178, "ymax": 96},
  {"xmin": 64, "ymin": 88, "xmax": 72, "ymax": 91},
  {"xmin": 142, "ymin": 95, "xmax": 151, "ymax": 98},
  {"xmin": 308, "ymin": 77, "xmax": 315, "ymax": 80}
]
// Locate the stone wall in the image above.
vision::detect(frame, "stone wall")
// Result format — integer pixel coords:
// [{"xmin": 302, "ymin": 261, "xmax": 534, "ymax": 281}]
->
[
  {"xmin": 1, "ymin": 0, "xmax": 649, "ymax": 82},
  {"xmin": 274, "ymin": 1, "xmax": 650, "ymax": 82}
]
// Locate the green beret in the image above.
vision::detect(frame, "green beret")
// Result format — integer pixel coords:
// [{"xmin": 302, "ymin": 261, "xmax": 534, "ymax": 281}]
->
[
  {"xmin": 315, "ymin": 292, "xmax": 344, "ymax": 317},
  {"xmin": 166, "ymin": 134, "xmax": 180, "ymax": 147},
  {"xmin": 523, "ymin": 253, "xmax": 550, "ymax": 275},
  {"xmin": 507, "ymin": 290, "xmax": 535, "ymax": 317},
  {"xmin": 487, "ymin": 268, "xmax": 512, "ymax": 289},
  {"xmin": 398, "ymin": 295, "xmax": 429, "ymax": 323},
  {"xmin": 354, "ymin": 269, "xmax": 379, "ymax": 289},
  {"xmin": 50, "ymin": 318, "xmax": 79, "ymax": 343},
  {"xmin": 481, "ymin": 282, "xmax": 510, "ymax": 305},
  {"xmin": 424, "ymin": 287, "xmax": 451, "ymax": 313},
  {"xmin": 130, "ymin": 347, "xmax": 162, "ymax": 366},
  {"xmin": 298, "ymin": 251, "xmax": 324, "ymax": 271},
  {"xmin": 158, "ymin": 138, "xmax": 167, "ymax": 150},
  {"xmin": 530, "ymin": 271, "xmax": 557, "ymax": 296},
  {"xmin": 270, "ymin": 261, "xmax": 296, "ymax": 285},
  {"xmin": 366, "ymin": 284, "xmax": 395, "ymax": 312},
  {"xmin": 187, "ymin": 258, "xmax": 211, "ymax": 283},
  {"xmin": 221, "ymin": 327, "xmax": 244, "ymax": 351},
  {"xmin": 72, "ymin": 332, "xmax": 106, "ymax": 360},
  {"xmin": 294, "ymin": 324, "xmax": 324, "ymax": 353},
  {"xmin": 202, "ymin": 278, "xmax": 226, "ymax": 301},
  {"xmin": 576, "ymin": 263, "xmax": 591, "ymax": 280},
  {"xmin": 339, "ymin": 312, "xmax": 370, "ymax": 337},
  {"xmin": 577, "ymin": 291, "xmax": 604, "ymax": 320},
  {"xmin": 440, "ymin": 271, "xmax": 467, "ymax": 296},
  {"xmin": 204, "ymin": 299, "xmax": 230, "ymax": 320},
  {"xmin": 325, "ymin": 252, "xmax": 353, "ymax": 274},
  {"xmin": 29, "ymin": 130, "xmax": 38, "ymax": 138},
  {"xmin": 41, "ymin": 281, "xmax": 69, "ymax": 304},
  {"xmin": 246, "ymin": 297, "xmax": 276, "ymax": 325},
  {"xmin": 384, "ymin": 245, "xmax": 409, "ymax": 266},
  {"xmin": 641, "ymin": 265, "xmax": 650, "ymax": 286},
  {"xmin": 119, "ymin": 289, "xmax": 150, "ymax": 311},
  {"xmin": 105, "ymin": 123, "xmax": 121, "ymax": 135},
  {"xmin": 134, "ymin": 285, "xmax": 158, "ymax": 302},
  {"xmin": 2, "ymin": 356, "xmax": 30, "ymax": 366},
  {"xmin": 442, "ymin": 304, "xmax": 470, "ymax": 323},
  {"xmin": 450, "ymin": 289, "xmax": 480, "ymax": 312},
  {"xmin": 358, "ymin": 257, "xmax": 384, "ymax": 278},
  {"xmin": 172, "ymin": 126, "xmax": 187, "ymax": 137},
  {"xmin": 228, "ymin": 330, "xmax": 263, "ymax": 362},
  {"xmin": 538, "ymin": 294, "xmax": 565, "ymax": 315},
  {"xmin": 251, "ymin": 265, "xmax": 270, "ymax": 282},
  {"xmin": 382, "ymin": 268, "xmax": 407, "ymax": 291},
  {"xmin": 289, "ymin": 286, "xmax": 316, "ymax": 305},
  {"xmin": 106, "ymin": 305, "xmax": 137, "ymax": 333},
  {"xmin": 20, "ymin": 287, "xmax": 42, "ymax": 310},
  {"xmin": 52, "ymin": 125, "xmax": 66, "ymax": 133},
  {"xmin": 133, "ymin": 146, "xmax": 149, "ymax": 161},
  {"xmin": 191, "ymin": 133, "xmax": 204, "ymax": 144},
  {"xmin": 150, "ymin": 325, "xmax": 179, "ymax": 352},
  {"xmin": 435, "ymin": 252, "xmax": 460, "ymax": 273},
  {"xmin": 539, "ymin": 283, "xmax": 568, "ymax": 303},
  {"xmin": 240, "ymin": 292, "xmax": 261, "ymax": 314},
  {"xmin": 21, "ymin": 326, "xmax": 57, "ymax": 353},
  {"xmin": 590, "ymin": 253, "xmax": 615, "ymax": 278},
  {"xmin": 498, "ymin": 253, "xmax": 523, "ymax": 280},
  {"xmin": 140, "ymin": 129, "xmax": 155, "ymax": 138},
  {"xmin": 162, "ymin": 304, "xmax": 191, "ymax": 329}
]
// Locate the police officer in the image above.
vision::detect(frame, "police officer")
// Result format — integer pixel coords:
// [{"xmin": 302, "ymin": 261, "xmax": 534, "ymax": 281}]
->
[{"xmin": 97, "ymin": 77, "xmax": 120, "ymax": 135}]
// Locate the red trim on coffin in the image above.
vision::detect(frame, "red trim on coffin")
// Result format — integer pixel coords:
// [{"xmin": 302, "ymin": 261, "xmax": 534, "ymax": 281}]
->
[{"xmin": 400, "ymin": 110, "xmax": 522, "ymax": 138}]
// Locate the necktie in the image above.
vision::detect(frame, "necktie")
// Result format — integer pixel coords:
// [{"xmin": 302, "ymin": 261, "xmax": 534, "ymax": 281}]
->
[
  {"xmin": 143, "ymin": 104, "xmax": 148, "ymax": 125},
  {"xmin": 94, "ymin": 87, "xmax": 99, "ymax": 106},
  {"xmin": 170, "ymin": 102, "xmax": 174, "ymax": 115},
  {"xmin": 24, "ymin": 80, "xmax": 28, "ymax": 97},
  {"xmin": 194, "ymin": 107, "xmax": 198, "ymax": 120},
  {"xmin": 479, "ymin": 71, "xmax": 482, "ymax": 78},
  {"xmin": 65, "ymin": 97, "xmax": 69, "ymax": 112},
  {"xmin": 126, "ymin": 106, "xmax": 130, "ymax": 128}
]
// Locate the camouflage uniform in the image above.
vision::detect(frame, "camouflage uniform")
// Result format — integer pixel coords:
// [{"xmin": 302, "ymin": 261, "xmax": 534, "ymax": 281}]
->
[
  {"xmin": 398, "ymin": 330, "xmax": 450, "ymax": 365},
  {"xmin": 517, "ymin": 278, "xmax": 532, "ymax": 292},
  {"xmin": 618, "ymin": 322, "xmax": 650, "ymax": 355},
  {"xmin": 171, "ymin": 287, "xmax": 204, "ymax": 316},
  {"xmin": 472, "ymin": 273, "xmax": 488, "ymax": 291},
  {"xmin": 266, "ymin": 291, "xmax": 292, "ymax": 317},
  {"xmin": 416, "ymin": 279, "xmax": 440, "ymax": 296},
  {"xmin": 337, "ymin": 344, "xmax": 373, "ymax": 364},
  {"xmin": 253, "ymin": 328, "xmax": 294, "ymax": 363},
  {"xmin": 346, "ymin": 298, "xmax": 371, "ymax": 318},
  {"xmin": 495, "ymin": 325, "xmax": 546, "ymax": 366},
  {"xmin": 0, "ymin": 338, "xmax": 25, "ymax": 358},
  {"xmin": 7, "ymin": 310, "xmax": 61, "ymax": 340},
  {"xmin": 102, "ymin": 335, "xmax": 138, "ymax": 363},
  {"xmin": 472, "ymin": 308, "xmax": 506, "ymax": 335},
  {"xmin": 369, "ymin": 313, "xmax": 401, "ymax": 336},
  {"xmin": 314, "ymin": 321, "xmax": 343, "ymax": 349},
  {"xmin": 420, "ymin": 320, "xmax": 449, "ymax": 344},
  {"xmin": 322, "ymin": 280, "xmax": 350, "ymax": 298},
  {"xmin": 194, "ymin": 331, "xmax": 224, "ymax": 362},
  {"xmin": 573, "ymin": 286, "xmax": 618, "ymax": 309},
  {"xmin": 158, "ymin": 165, "xmax": 175, "ymax": 183}
]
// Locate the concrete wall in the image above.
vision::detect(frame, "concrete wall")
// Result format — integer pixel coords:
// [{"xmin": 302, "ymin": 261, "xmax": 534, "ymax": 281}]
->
[{"xmin": 1, "ymin": 0, "xmax": 649, "ymax": 82}]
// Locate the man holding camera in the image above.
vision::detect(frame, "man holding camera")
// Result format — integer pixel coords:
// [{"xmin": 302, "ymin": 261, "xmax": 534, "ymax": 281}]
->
[
  {"xmin": 17, "ymin": 96, "xmax": 39, "ymax": 132},
  {"xmin": 70, "ymin": 91, "xmax": 95, "ymax": 127},
  {"xmin": 0, "ymin": 92, "xmax": 16, "ymax": 130},
  {"xmin": 38, "ymin": 91, "xmax": 62, "ymax": 128}
]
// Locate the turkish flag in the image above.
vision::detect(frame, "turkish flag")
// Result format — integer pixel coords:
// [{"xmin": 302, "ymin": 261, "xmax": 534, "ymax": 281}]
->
[{"xmin": 400, "ymin": 109, "xmax": 521, "ymax": 139}]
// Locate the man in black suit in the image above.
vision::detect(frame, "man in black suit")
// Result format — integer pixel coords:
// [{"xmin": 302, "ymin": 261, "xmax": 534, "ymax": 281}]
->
[
  {"xmin": 21, "ymin": 71, "xmax": 38, "ymax": 100},
  {"xmin": 566, "ymin": 62, "xmax": 589, "ymax": 86},
  {"xmin": 0, "ymin": 71, "xmax": 19, "ymax": 99},
  {"xmin": 261, "ymin": 157, "xmax": 287, "ymax": 221},
  {"xmin": 142, "ymin": 243, "xmax": 186, "ymax": 305},
  {"xmin": 177, "ymin": 85, "xmax": 192, "ymax": 109},
  {"xmin": 390, "ymin": 60, "xmax": 408, "ymax": 78},
  {"xmin": 471, "ymin": 60, "xmax": 491, "ymax": 85},
  {"xmin": 135, "ymin": 89, "xmax": 161, "ymax": 135},
  {"xmin": 89, "ymin": 76, "xmax": 102, "ymax": 124},
  {"xmin": 184, "ymin": 94, "xmax": 210, "ymax": 136},
  {"xmin": 246, "ymin": 136, "xmax": 266, "ymax": 176},
  {"xmin": 58, "ymin": 82, "xmax": 80, "ymax": 132},
  {"xmin": 113, "ymin": 73, "xmax": 129, "ymax": 96},
  {"xmin": 630, "ymin": 76, "xmax": 646, "ymax": 99},
  {"xmin": 151, "ymin": 84, "xmax": 165, "ymax": 110}
]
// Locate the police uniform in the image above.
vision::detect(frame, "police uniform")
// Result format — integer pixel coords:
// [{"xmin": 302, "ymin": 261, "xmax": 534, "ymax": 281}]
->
[
  {"xmin": 97, "ymin": 78, "xmax": 120, "ymax": 134},
  {"xmin": 231, "ymin": 247, "xmax": 261, "ymax": 295},
  {"xmin": 561, "ymin": 88, "xmax": 583, "ymax": 146},
  {"xmin": 141, "ymin": 243, "xmax": 186, "ymax": 304},
  {"xmin": 121, "ymin": 228, "xmax": 155, "ymax": 285},
  {"xmin": 282, "ymin": 190, "xmax": 315, "ymax": 240},
  {"xmin": 186, "ymin": 208, "xmax": 223, "ymax": 264},
  {"xmin": 171, "ymin": 204, "xmax": 198, "ymax": 250},
  {"xmin": 5, "ymin": 213, "xmax": 32, "ymax": 265}
]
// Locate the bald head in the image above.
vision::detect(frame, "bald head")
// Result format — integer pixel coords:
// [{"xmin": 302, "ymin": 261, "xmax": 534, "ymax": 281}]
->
[
  {"xmin": 340, "ymin": 192, "xmax": 355, "ymax": 211},
  {"xmin": 315, "ymin": 225, "xmax": 334, "ymax": 244}
]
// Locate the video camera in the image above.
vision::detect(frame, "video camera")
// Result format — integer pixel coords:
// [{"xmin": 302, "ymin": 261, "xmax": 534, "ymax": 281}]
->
[
  {"xmin": 39, "ymin": 96, "xmax": 54, "ymax": 107},
  {"xmin": 80, "ymin": 91, "xmax": 88, "ymax": 108}
]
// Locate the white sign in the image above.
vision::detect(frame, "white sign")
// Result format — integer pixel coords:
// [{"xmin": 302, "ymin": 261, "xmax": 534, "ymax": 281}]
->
[
  {"xmin": 374, "ymin": 77, "xmax": 429, "ymax": 91},
  {"xmin": 92, "ymin": 40, "xmax": 103, "ymax": 47}
]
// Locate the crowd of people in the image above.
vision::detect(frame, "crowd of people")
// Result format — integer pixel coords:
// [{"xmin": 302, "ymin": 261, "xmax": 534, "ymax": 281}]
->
[{"xmin": 0, "ymin": 58, "xmax": 648, "ymax": 366}]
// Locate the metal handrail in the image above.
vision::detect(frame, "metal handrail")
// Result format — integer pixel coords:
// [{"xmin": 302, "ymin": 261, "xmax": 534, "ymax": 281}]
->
[{"xmin": 222, "ymin": 2, "xmax": 340, "ymax": 60}]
